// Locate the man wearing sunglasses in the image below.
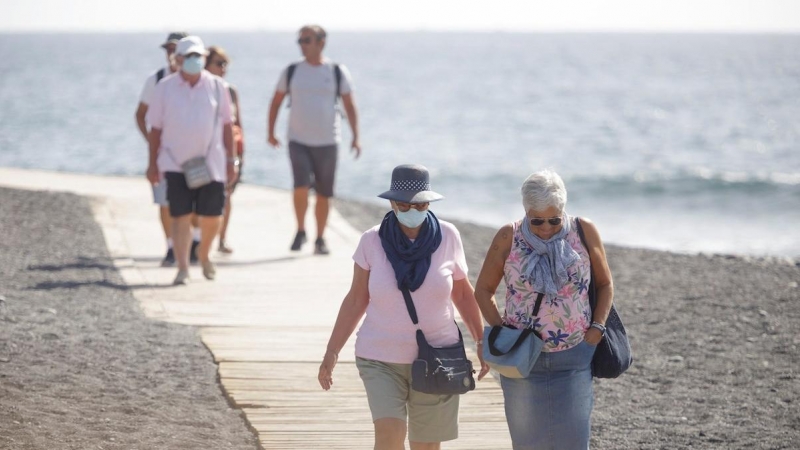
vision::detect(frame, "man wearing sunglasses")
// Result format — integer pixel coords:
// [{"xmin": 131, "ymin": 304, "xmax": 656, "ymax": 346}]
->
[{"xmin": 267, "ymin": 24, "xmax": 361, "ymax": 256}]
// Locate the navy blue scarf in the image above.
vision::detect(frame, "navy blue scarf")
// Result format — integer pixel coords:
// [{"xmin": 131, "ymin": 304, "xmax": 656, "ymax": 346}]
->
[{"xmin": 379, "ymin": 210, "xmax": 442, "ymax": 292}]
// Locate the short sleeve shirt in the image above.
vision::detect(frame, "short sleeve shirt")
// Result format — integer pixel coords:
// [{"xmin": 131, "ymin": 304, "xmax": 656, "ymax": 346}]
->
[
  {"xmin": 275, "ymin": 60, "xmax": 353, "ymax": 147},
  {"xmin": 146, "ymin": 71, "xmax": 233, "ymax": 182},
  {"xmin": 138, "ymin": 66, "xmax": 170, "ymax": 106},
  {"xmin": 352, "ymin": 220, "xmax": 468, "ymax": 364}
]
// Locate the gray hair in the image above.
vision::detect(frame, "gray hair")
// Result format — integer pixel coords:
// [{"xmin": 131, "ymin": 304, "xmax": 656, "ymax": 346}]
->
[
  {"xmin": 521, "ymin": 169, "xmax": 567, "ymax": 212},
  {"xmin": 299, "ymin": 25, "xmax": 327, "ymax": 41}
]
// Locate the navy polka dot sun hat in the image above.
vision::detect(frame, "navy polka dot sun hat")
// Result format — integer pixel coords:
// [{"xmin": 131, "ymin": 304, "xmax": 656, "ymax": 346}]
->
[{"xmin": 377, "ymin": 164, "xmax": 444, "ymax": 204}]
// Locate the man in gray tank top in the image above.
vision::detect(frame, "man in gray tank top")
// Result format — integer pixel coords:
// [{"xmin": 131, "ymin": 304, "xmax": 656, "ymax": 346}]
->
[{"xmin": 267, "ymin": 24, "xmax": 362, "ymax": 255}]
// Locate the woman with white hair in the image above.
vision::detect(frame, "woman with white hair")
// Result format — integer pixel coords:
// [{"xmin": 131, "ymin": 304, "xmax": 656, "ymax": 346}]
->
[{"xmin": 474, "ymin": 169, "xmax": 614, "ymax": 449}]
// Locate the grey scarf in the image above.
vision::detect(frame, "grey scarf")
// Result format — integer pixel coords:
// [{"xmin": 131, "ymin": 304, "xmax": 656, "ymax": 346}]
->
[{"xmin": 520, "ymin": 215, "xmax": 580, "ymax": 295}]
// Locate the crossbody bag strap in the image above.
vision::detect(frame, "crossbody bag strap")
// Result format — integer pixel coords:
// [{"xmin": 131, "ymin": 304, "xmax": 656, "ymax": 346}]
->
[
  {"xmin": 205, "ymin": 78, "xmax": 222, "ymax": 158},
  {"xmin": 401, "ymin": 286, "xmax": 419, "ymax": 325},
  {"xmin": 574, "ymin": 217, "xmax": 598, "ymax": 312},
  {"xmin": 488, "ymin": 291, "xmax": 543, "ymax": 356},
  {"xmin": 401, "ymin": 285, "xmax": 464, "ymax": 345}
]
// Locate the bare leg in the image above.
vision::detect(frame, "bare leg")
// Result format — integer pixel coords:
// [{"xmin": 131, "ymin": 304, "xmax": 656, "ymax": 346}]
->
[
  {"xmin": 315, "ymin": 194, "xmax": 330, "ymax": 239},
  {"xmin": 159, "ymin": 206, "xmax": 172, "ymax": 240},
  {"xmin": 172, "ymin": 214, "xmax": 193, "ymax": 271},
  {"xmin": 374, "ymin": 418, "xmax": 407, "ymax": 450},
  {"xmin": 219, "ymin": 193, "xmax": 232, "ymax": 249},
  {"xmin": 293, "ymin": 186, "xmax": 310, "ymax": 232},
  {"xmin": 409, "ymin": 441, "xmax": 440, "ymax": 450},
  {"xmin": 197, "ymin": 215, "xmax": 222, "ymax": 263}
]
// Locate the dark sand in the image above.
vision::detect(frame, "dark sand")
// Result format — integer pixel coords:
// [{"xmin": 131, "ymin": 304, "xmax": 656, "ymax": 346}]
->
[
  {"xmin": 0, "ymin": 188, "xmax": 258, "ymax": 450},
  {"xmin": 1, "ymin": 187, "xmax": 798, "ymax": 449}
]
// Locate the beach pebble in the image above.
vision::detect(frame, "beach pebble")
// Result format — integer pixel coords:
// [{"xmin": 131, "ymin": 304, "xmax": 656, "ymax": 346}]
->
[
  {"xmin": 41, "ymin": 333, "xmax": 59, "ymax": 340},
  {"xmin": 668, "ymin": 355, "xmax": 684, "ymax": 363},
  {"xmin": 789, "ymin": 281, "xmax": 798, "ymax": 288},
  {"xmin": 758, "ymin": 309, "xmax": 768, "ymax": 316}
]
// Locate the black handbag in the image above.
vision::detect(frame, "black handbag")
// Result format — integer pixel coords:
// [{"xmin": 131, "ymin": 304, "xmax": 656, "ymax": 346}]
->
[
  {"xmin": 401, "ymin": 286, "xmax": 476, "ymax": 395},
  {"xmin": 575, "ymin": 218, "xmax": 634, "ymax": 378}
]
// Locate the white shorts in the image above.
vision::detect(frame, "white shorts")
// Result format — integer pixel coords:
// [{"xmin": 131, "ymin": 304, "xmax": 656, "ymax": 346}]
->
[{"xmin": 152, "ymin": 182, "xmax": 168, "ymax": 206}]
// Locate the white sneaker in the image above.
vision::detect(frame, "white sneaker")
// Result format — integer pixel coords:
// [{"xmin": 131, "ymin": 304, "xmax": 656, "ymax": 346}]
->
[
  {"xmin": 201, "ymin": 261, "xmax": 216, "ymax": 280},
  {"xmin": 173, "ymin": 269, "xmax": 190, "ymax": 285}
]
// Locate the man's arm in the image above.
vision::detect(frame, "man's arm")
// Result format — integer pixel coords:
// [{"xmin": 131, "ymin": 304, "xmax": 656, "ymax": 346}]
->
[
  {"xmin": 267, "ymin": 91, "xmax": 286, "ymax": 147},
  {"xmin": 135, "ymin": 102, "xmax": 149, "ymax": 140},
  {"xmin": 341, "ymin": 93, "xmax": 361, "ymax": 158},
  {"xmin": 146, "ymin": 128, "xmax": 162, "ymax": 185}
]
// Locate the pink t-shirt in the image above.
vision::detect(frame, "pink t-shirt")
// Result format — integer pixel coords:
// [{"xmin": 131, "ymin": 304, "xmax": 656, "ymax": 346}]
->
[{"xmin": 353, "ymin": 220, "xmax": 468, "ymax": 364}]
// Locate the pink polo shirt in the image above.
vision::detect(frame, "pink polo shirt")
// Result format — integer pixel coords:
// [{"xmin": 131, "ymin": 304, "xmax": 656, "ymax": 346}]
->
[
  {"xmin": 146, "ymin": 70, "xmax": 232, "ymax": 183},
  {"xmin": 353, "ymin": 220, "xmax": 468, "ymax": 364}
]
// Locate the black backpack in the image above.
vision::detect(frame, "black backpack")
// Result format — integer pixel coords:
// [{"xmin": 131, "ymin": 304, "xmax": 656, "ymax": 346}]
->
[
  {"xmin": 285, "ymin": 62, "xmax": 342, "ymax": 107},
  {"xmin": 155, "ymin": 68, "xmax": 166, "ymax": 84}
]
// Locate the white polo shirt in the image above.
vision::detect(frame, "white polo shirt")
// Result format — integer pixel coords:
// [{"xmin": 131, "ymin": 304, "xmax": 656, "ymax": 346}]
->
[
  {"xmin": 276, "ymin": 59, "xmax": 353, "ymax": 147},
  {"xmin": 138, "ymin": 66, "xmax": 171, "ymax": 106},
  {"xmin": 146, "ymin": 70, "xmax": 233, "ymax": 183}
]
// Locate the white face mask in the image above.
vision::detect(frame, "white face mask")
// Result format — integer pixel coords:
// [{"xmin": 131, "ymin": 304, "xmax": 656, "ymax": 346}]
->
[{"xmin": 394, "ymin": 208, "xmax": 428, "ymax": 228}]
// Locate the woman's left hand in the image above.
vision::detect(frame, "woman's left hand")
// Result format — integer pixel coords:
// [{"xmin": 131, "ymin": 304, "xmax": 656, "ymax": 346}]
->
[
  {"xmin": 475, "ymin": 343, "xmax": 491, "ymax": 381},
  {"xmin": 584, "ymin": 328, "xmax": 603, "ymax": 346}
]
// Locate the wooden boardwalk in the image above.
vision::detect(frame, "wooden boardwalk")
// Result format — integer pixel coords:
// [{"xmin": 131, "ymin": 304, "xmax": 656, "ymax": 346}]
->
[{"xmin": 0, "ymin": 168, "xmax": 512, "ymax": 449}]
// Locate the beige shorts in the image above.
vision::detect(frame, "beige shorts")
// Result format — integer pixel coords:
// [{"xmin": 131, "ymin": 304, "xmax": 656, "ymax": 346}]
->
[{"xmin": 355, "ymin": 357, "xmax": 459, "ymax": 443}]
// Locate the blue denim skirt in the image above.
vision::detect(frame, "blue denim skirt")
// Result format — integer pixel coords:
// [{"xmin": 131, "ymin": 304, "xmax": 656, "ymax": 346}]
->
[{"xmin": 500, "ymin": 340, "xmax": 596, "ymax": 450}]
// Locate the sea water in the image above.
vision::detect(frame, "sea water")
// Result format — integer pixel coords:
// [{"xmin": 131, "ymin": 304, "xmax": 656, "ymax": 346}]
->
[{"xmin": 0, "ymin": 32, "xmax": 798, "ymax": 257}]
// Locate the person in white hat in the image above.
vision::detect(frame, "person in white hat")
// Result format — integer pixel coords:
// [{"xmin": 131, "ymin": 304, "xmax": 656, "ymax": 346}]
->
[
  {"xmin": 146, "ymin": 36, "xmax": 239, "ymax": 285},
  {"xmin": 134, "ymin": 31, "xmax": 193, "ymax": 267}
]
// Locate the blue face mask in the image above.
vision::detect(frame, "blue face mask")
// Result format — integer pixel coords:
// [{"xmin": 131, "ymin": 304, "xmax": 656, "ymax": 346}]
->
[
  {"xmin": 394, "ymin": 208, "xmax": 428, "ymax": 229},
  {"xmin": 182, "ymin": 55, "xmax": 205, "ymax": 75}
]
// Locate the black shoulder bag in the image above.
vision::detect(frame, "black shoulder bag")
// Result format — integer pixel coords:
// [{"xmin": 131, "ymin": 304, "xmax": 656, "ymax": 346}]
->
[
  {"xmin": 575, "ymin": 218, "xmax": 634, "ymax": 378},
  {"xmin": 401, "ymin": 286, "xmax": 476, "ymax": 395}
]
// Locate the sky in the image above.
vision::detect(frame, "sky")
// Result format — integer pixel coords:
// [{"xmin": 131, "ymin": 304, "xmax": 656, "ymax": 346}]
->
[{"xmin": 2, "ymin": 0, "xmax": 799, "ymax": 32}]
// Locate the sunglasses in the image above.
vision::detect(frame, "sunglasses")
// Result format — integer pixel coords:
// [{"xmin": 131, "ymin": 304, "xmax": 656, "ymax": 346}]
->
[
  {"xmin": 395, "ymin": 202, "xmax": 429, "ymax": 212},
  {"xmin": 529, "ymin": 216, "xmax": 563, "ymax": 226},
  {"xmin": 213, "ymin": 60, "xmax": 227, "ymax": 68},
  {"xmin": 297, "ymin": 37, "xmax": 314, "ymax": 45}
]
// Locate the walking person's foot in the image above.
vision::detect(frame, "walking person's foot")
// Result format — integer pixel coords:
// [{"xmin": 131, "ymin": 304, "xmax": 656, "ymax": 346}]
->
[
  {"xmin": 161, "ymin": 248, "xmax": 176, "ymax": 267},
  {"xmin": 173, "ymin": 269, "xmax": 190, "ymax": 285},
  {"xmin": 201, "ymin": 260, "xmax": 216, "ymax": 280},
  {"xmin": 314, "ymin": 237, "xmax": 330, "ymax": 255},
  {"xmin": 290, "ymin": 230, "xmax": 307, "ymax": 251},
  {"xmin": 218, "ymin": 240, "xmax": 233, "ymax": 254},
  {"xmin": 190, "ymin": 240, "xmax": 200, "ymax": 264}
]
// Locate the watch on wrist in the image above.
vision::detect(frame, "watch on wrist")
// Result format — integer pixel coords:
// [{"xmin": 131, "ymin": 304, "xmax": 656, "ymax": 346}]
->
[
  {"xmin": 227, "ymin": 157, "xmax": 240, "ymax": 166},
  {"xmin": 590, "ymin": 322, "xmax": 606, "ymax": 337}
]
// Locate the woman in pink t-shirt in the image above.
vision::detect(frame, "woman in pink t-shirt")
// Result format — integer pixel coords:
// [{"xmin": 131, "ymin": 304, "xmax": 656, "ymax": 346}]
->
[{"xmin": 318, "ymin": 164, "xmax": 489, "ymax": 449}]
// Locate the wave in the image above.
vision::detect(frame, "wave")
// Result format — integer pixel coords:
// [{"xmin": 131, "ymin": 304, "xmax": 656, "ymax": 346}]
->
[{"xmin": 565, "ymin": 169, "xmax": 800, "ymax": 198}]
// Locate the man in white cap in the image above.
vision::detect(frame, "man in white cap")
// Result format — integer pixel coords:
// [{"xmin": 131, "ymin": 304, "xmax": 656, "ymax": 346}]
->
[
  {"xmin": 146, "ymin": 36, "xmax": 239, "ymax": 285},
  {"xmin": 135, "ymin": 31, "xmax": 202, "ymax": 267}
]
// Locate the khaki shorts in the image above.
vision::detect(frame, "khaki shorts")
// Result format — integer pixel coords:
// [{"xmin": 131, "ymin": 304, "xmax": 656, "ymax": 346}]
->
[{"xmin": 356, "ymin": 357, "xmax": 459, "ymax": 443}]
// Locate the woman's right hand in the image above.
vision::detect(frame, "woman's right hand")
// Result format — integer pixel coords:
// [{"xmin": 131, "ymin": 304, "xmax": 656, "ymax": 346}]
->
[{"xmin": 318, "ymin": 350, "xmax": 338, "ymax": 391}]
